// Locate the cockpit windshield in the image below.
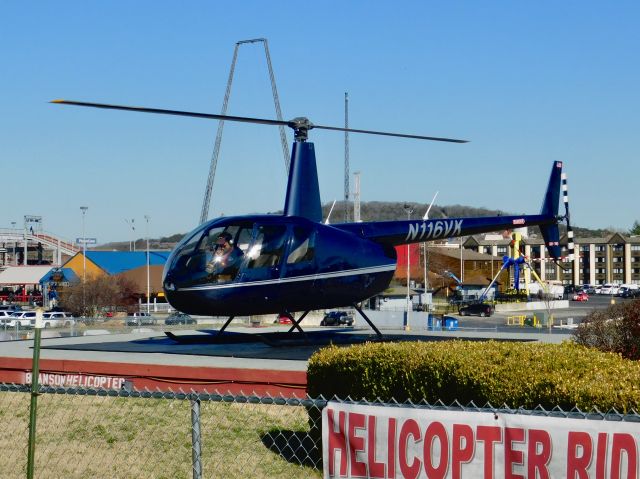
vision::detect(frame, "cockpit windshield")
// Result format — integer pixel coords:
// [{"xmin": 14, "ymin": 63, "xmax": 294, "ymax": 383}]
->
[{"xmin": 167, "ymin": 223, "xmax": 252, "ymax": 287}]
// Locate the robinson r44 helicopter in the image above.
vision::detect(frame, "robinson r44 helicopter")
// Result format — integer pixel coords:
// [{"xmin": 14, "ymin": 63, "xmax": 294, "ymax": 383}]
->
[{"xmin": 52, "ymin": 99, "xmax": 572, "ymax": 338}]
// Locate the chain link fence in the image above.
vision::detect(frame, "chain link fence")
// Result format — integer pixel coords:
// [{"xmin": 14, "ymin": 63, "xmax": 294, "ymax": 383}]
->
[{"xmin": 1, "ymin": 384, "xmax": 639, "ymax": 478}]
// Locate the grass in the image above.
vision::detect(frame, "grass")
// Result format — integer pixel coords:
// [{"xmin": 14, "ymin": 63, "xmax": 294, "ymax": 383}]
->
[{"xmin": 0, "ymin": 391, "xmax": 321, "ymax": 479}]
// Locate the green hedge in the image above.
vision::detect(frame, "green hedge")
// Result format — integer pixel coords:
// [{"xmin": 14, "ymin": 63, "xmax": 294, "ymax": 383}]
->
[{"xmin": 307, "ymin": 341, "xmax": 640, "ymax": 412}]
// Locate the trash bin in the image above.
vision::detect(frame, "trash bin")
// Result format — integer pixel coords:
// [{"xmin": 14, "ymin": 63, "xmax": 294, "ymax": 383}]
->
[
  {"xmin": 444, "ymin": 317, "xmax": 459, "ymax": 331},
  {"xmin": 427, "ymin": 314, "xmax": 442, "ymax": 331}
]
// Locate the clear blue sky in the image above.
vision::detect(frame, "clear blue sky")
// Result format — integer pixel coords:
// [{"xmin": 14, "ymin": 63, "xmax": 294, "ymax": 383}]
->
[{"xmin": 1, "ymin": 1, "xmax": 638, "ymax": 244}]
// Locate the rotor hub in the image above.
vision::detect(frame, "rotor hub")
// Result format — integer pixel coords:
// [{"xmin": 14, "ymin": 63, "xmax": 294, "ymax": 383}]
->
[{"xmin": 288, "ymin": 117, "xmax": 314, "ymax": 142}]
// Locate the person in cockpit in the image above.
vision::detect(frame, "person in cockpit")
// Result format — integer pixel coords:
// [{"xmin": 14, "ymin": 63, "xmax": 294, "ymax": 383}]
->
[{"xmin": 205, "ymin": 232, "xmax": 244, "ymax": 282}]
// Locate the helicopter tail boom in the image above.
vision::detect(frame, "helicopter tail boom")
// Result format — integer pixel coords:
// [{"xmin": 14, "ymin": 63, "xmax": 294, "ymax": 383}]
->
[{"xmin": 334, "ymin": 162, "xmax": 565, "ymax": 259}]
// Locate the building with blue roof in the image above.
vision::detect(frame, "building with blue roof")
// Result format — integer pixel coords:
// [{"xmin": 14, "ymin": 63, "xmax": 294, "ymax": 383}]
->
[{"xmin": 63, "ymin": 251, "xmax": 172, "ymax": 296}]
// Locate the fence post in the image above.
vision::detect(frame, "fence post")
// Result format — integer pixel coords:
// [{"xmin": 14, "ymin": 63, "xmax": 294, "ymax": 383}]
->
[
  {"xmin": 190, "ymin": 395, "xmax": 202, "ymax": 479},
  {"xmin": 27, "ymin": 308, "xmax": 44, "ymax": 479}
]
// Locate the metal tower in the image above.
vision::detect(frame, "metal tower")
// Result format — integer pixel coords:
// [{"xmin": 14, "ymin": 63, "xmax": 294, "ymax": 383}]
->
[
  {"xmin": 344, "ymin": 92, "xmax": 350, "ymax": 222},
  {"xmin": 199, "ymin": 38, "xmax": 289, "ymax": 224}
]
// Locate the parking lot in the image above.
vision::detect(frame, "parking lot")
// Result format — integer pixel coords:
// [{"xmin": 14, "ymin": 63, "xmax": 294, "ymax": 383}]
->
[{"xmin": 447, "ymin": 294, "xmax": 625, "ymax": 332}]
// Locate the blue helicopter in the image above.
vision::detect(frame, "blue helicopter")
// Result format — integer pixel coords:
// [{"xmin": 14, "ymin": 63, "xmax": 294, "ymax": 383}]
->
[{"xmin": 52, "ymin": 100, "xmax": 571, "ymax": 337}]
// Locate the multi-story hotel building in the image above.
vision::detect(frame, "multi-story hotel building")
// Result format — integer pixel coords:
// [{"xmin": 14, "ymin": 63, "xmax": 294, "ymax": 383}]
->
[{"xmin": 463, "ymin": 232, "xmax": 640, "ymax": 286}]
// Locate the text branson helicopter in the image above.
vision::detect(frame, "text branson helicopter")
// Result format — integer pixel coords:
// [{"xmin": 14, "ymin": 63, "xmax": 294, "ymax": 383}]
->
[{"xmin": 52, "ymin": 100, "xmax": 571, "ymax": 337}]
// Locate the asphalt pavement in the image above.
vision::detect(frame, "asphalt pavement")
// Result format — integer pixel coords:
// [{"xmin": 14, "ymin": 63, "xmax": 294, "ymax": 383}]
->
[{"xmin": 449, "ymin": 294, "xmax": 627, "ymax": 332}]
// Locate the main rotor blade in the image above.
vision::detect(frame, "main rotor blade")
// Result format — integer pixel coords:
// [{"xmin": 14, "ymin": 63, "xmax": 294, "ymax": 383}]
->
[
  {"xmin": 51, "ymin": 99, "xmax": 468, "ymax": 143},
  {"xmin": 50, "ymin": 100, "xmax": 288, "ymax": 127},
  {"xmin": 314, "ymin": 124, "xmax": 468, "ymax": 143}
]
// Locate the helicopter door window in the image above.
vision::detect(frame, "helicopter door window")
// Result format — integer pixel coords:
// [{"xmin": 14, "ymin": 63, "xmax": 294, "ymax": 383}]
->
[
  {"xmin": 287, "ymin": 226, "xmax": 316, "ymax": 264},
  {"xmin": 247, "ymin": 225, "xmax": 287, "ymax": 269},
  {"xmin": 199, "ymin": 226, "xmax": 247, "ymax": 284},
  {"xmin": 235, "ymin": 227, "xmax": 253, "ymax": 253}
]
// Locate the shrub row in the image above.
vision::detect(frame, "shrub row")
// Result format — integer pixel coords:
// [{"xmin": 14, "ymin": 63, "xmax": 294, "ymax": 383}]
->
[{"xmin": 307, "ymin": 340, "xmax": 640, "ymax": 412}]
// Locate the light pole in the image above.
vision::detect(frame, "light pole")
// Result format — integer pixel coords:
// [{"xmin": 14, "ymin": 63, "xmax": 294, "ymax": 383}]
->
[
  {"xmin": 10, "ymin": 221, "xmax": 16, "ymax": 265},
  {"xmin": 460, "ymin": 236, "xmax": 464, "ymax": 283},
  {"xmin": 403, "ymin": 204, "xmax": 414, "ymax": 330},
  {"xmin": 423, "ymin": 242, "xmax": 429, "ymax": 310},
  {"xmin": 144, "ymin": 215, "xmax": 150, "ymax": 314},
  {"xmin": 125, "ymin": 218, "xmax": 136, "ymax": 252},
  {"xmin": 80, "ymin": 206, "xmax": 88, "ymax": 314}
]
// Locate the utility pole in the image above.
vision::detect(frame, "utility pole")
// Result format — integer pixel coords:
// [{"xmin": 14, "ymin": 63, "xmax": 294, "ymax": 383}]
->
[
  {"xmin": 404, "ymin": 204, "xmax": 415, "ymax": 330},
  {"xmin": 80, "ymin": 206, "xmax": 88, "ymax": 314},
  {"xmin": 125, "ymin": 218, "xmax": 135, "ymax": 251},
  {"xmin": 145, "ymin": 215, "xmax": 150, "ymax": 314}
]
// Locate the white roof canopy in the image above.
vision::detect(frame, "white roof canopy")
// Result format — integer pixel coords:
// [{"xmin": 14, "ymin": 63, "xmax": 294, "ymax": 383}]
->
[{"xmin": 0, "ymin": 266, "xmax": 53, "ymax": 285}]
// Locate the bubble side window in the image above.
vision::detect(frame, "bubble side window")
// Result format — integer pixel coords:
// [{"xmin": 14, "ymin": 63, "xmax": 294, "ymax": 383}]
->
[
  {"xmin": 246, "ymin": 225, "xmax": 287, "ymax": 269},
  {"xmin": 287, "ymin": 226, "xmax": 316, "ymax": 264}
]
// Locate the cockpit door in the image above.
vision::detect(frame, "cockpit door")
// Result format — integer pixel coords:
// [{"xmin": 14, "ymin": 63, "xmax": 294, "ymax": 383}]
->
[
  {"xmin": 239, "ymin": 224, "xmax": 288, "ymax": 282},
  {"xmin": 281, "ymin": 225, "xmax": 317, "ymax": 278}
]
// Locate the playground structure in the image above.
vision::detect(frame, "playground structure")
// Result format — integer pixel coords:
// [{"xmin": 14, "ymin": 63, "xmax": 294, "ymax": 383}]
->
[
  {"xmin": 0, "ymin": 219, "xmax": 78, "ymax": 268},
  {"xmin": 480, "ymin": 231, "xmax": 564, "ymax": 302},
  {"xmin": 506, "ymin": 313, "xmax": 551, "ymax": 328}
]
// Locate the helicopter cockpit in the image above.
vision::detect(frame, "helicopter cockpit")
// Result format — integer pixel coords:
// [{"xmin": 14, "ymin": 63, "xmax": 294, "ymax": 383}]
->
[{"xmin": 163, "ymin": 218, "xmax": 317, "ymax": 291}]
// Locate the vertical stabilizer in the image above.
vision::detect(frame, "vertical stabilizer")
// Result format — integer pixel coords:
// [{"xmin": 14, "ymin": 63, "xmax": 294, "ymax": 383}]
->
[
  {"xmin": 539, "ymin": 161, "xmax": 564, "ymax": 259},
  {"xmin": 283, "ymin": 142, "xmax": 322, "ymax": 221}
]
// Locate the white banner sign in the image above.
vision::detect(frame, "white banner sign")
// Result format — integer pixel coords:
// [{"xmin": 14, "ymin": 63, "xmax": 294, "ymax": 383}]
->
[{"xmin": 322, "ymin": 402, "xmax": 639, "ymax": 478}]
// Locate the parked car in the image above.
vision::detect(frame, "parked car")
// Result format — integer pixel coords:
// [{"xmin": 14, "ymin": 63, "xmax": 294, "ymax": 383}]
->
[
  {"xmin": 30, "ymin": 311, "xmax": 75, "ymax": 328},
  {"xmin": 572, "ymin": 292, "xmax": 589, "ymax": 302},
  {"xmin": 600, "ymin": 284, "xmax": 615, "ymax": 295},
  {"xmin": 458, "ymin": 303, "xmax": 494, "ymax": 317},
  {"xmin": 621, "ymin": 289, "xmax": 640, "ymax": 299},
  {"xmin": 0, "ymin": 310, "xmax": 12, "ymax": 325},
  {"xmin": 5, "ymin": 311, "xmax": 36, "ymax": 328},
  {"xmin": 320, "ymin": 311, "xmax": 354, "ymax": 326},
  {"xmin": 274, "ymin": 313, "xmax": 293, "ymax": 324},
  {"xmin": 125, "ymin": 312, "xmax": 157, "ymax": 326},
  {"xmin": 164, "ymin": 312, "xmax": 196, "ymax": 325}
]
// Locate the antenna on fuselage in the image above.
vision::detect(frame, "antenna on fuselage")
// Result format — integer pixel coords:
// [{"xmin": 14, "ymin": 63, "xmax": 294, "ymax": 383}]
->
[
  {"xmin": 423, "ymin": 191, "xmax": 439, "ymax": 220},
  {"xmin": 324, "ymin": 200, "xmax": 337, "ymax": 224}
]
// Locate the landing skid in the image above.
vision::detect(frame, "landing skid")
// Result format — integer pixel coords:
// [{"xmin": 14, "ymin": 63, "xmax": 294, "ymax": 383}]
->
[
  {"xmin": 352, "ymin": 304, "xmax": 383, "ymax": 339},
  {"xmin": 165, "ymin": 305, "xmax": 384, "ymax": 346}
]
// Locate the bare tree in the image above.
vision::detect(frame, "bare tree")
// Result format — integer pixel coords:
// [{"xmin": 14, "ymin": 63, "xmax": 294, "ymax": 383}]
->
[{"xmin": 59, "ymin": 276, "xmax": 138, "ymax": 317}]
